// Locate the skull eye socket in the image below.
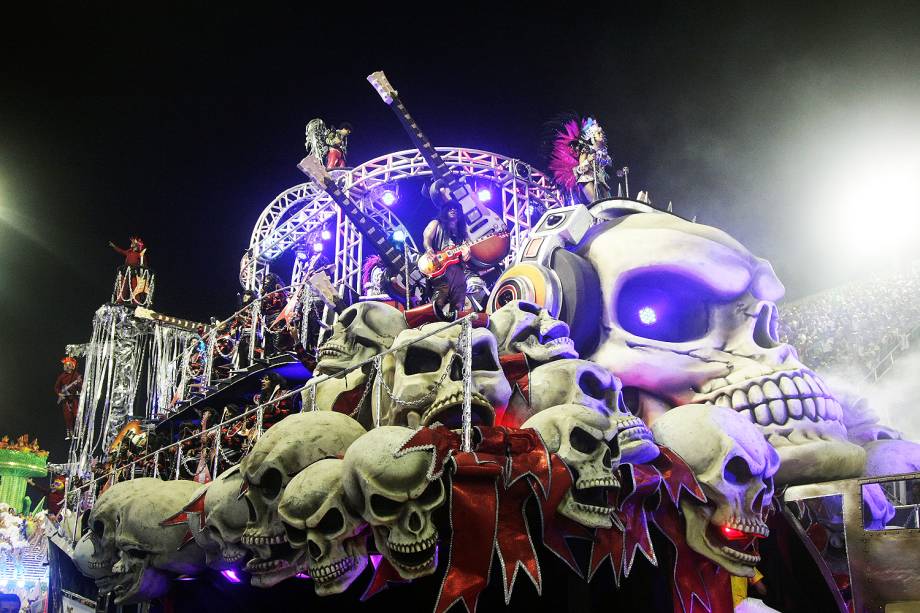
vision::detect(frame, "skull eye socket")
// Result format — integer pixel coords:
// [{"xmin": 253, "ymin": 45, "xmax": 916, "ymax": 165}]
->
[
  {"xmin": 92, "ymin": 520, "xmax": 105, "ymax": 538},
  {"xmin": 404, "ymin": 346, "xmax": 443, "ymax": 375},
  {"xmin": 578, "ymin": 371, "xmax": 607, "ymax": 400},
  {"xmin": 315, "ymin": 508, "xmax": 345, "ymax": 535},
  {"xmin": 259, "ymin": 468, "xmax": 283, "ymax": 499},
  {"xmin": 570, "ymin": 426, "xmax": 600, "ymax": 454},
  {"xmin": 355, "ymin": 335, "xmax": 377, "ymax": 349},
  {"xmin": 615, "ymin": 271, "xmax": 714, "ymax": 342},
  {"xmin": 338, "ymin": 309, "xmax": 358, "ymax": 328},
  {"xmin": 126, "ymin": 548, "xmax": 148, "ymax": 559},
  {"xmin": 417, "ymin": 479, "xmax": 444, "ymax": 506},
  {"xmin": 724, "ymin": 456, "xmax": 753, "ymax": 485},
  {"xmin": 283, "ymin": 522, "xmax": 307, "ymax": 544},
  {"xmin": 370, "ymin": 494, "xmax": 402, "ymax": 519}
]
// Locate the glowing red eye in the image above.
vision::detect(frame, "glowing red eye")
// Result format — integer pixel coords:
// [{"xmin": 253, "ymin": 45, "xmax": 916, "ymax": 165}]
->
[{"xmin": 721, "ymin": 525, "xmax": 748, "ymax": 540}]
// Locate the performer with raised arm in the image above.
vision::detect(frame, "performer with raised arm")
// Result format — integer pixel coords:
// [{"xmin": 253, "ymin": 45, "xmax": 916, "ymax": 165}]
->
[
  {"xmin": 54, "ymin": 357, "xmax": 82, "ymax": 440},
  {"xmin": 108, "ymin": 236, "xmax": 147, "ymax": 267},
  {"xmin": 549, "ymin": 116, "xmax": 612, "ymax": 202}
]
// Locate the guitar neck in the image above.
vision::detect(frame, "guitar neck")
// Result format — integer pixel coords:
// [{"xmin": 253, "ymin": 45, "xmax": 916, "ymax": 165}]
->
[{"xmin": 297, "ymin": 161, "xmax": 407, "ymax": 276}]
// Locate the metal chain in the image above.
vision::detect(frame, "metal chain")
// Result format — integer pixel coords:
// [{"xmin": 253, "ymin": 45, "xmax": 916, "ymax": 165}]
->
[
  {"xmin": 378, "ymin": 352, "xmax": 454, "ymax": 408},
  {"xmin": 461, "ymin": 318, "xmax": 473, "ymax": 452}
]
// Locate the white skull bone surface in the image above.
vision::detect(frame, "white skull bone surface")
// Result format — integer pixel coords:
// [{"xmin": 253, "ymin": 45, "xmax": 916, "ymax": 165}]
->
[
  {"xmin": 306, "ymin": 302, "xmax": 407, "ymax": 425},
  {"xmin": 528, "ymin": 358, "xmax": 659, "ymax": 465},
  {"xmin": 74, "ymin": 479, "xmax": 151, "ymax": 589},
  {"xmin": 279, "ymin": 458, "xmax": 368, "ymax": 595},
  {"xmin": 652, "ymin": 404, "xmax": 779, "ymax": 577},
  {"xmin": 187, "ymin": 465, "xmax": 250, "ymax": 569},
  {"xmin": 522, "ymin": 404, "xmax": 619, "ymax": 528},
  {"xmin": 240, "ymin": 412, "xmax": 366, "ymax": 587},
  {"xmin": 110, "ymin": 479, "xmax": 206, "ymax": 604},
  {"xmin": 342, "ymin": 426, "xmax": 446, "ymax": 579},
  {"xmin": 580, "ymin": 211, "xmax": 865, "ymax": 484},
  {"xmin": 377, "ymin": 323, "xmax": 511, "ymax": 428},
  {"xmin": 488, "ymin": 299, "xmax": 578, "ymax": 364}
]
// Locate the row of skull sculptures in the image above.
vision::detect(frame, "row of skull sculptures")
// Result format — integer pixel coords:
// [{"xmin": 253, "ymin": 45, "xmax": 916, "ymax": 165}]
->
[{"xmin": 74, "ymin": 298, "xmax": 782, "ymax": 605}]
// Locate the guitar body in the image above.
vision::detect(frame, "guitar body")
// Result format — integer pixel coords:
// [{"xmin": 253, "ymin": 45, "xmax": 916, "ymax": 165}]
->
[
  {"xmin": 418, "ymin": 247, "xmax": 465, "ymax": 278},
  {"xmin": 418, "ymin": 233, "xmax": 511, "ymax": 279}
]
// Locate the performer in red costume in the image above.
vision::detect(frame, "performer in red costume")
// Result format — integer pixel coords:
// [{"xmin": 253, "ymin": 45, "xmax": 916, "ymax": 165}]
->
[
  {"xmin": 54, "ymin": 357, "xmax": 82, "ymax": 440},
  {"xmin": 108, "ymin": 236, "xmax": 147, "ymax": 267}
]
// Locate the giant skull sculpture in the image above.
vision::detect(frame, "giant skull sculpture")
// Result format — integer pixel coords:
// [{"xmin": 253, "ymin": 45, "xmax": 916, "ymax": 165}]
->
[
  {"xmin": 305, "ymin": 302, "xmax": 406, "ymax": 426},
  {"xmin": 522, "ymin": 404, "xmax": 619, "ymax": 529},
  {"xmin": 652, "ymin": 404, "xmax": 779, "ymax": 577},
  {"xmin": 74, "ymin": 480, "xmax": 151, "ymax": 592},
  {"xmin": 376, "ymin": 323, "xmax": 511, "ymax": 428},
  {"xmin": 75, "ymin": 479, "xmax": 206, "ymax": 604},
  {"xmin": 528, "ymin": 358, "xmax": 659, "ymax": 465},
  {"xmin": 187, "ymin": 466, "xmax": 250, "ymax": 569},
  {"xmin": 580, "ymin": 211, "xmax": 865, "ymax": 484},
  {"xmin": 240, "ymin": 412, "xmax": 366, "ymax": 587},
  {"xmin": 279, "ymin": 458, "xmax": 369, "ymax": 595},
  {"xmin": 488, "ymin": 300, "xmax": 578, "ymax": 364},
  {"xmin": 342, "ymin": 426, "xmax": 446, "ymax": 579}
]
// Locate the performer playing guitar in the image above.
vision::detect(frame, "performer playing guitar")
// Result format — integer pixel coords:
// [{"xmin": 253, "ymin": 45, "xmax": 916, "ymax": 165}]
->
[
  {"xmin": 54, "ymin": 357, "xmax": 82, "ymax": 440},
  {"xmin": 423, "ymin": 200, "xmax": 478, "ymax": 320}
]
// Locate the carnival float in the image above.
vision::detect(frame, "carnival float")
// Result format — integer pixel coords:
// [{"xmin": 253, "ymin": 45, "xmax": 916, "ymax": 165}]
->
[{"xmin": 30, "ymin": 71, "xmax": 920, "ymax": 613}]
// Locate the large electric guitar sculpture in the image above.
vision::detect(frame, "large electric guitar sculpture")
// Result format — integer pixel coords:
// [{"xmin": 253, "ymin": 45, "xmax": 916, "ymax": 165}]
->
[
  {"xmin": 367, "ymin": 70, "xmax": 510, "ymax": 268},
  {"xmin": 297, "ymin": 156, "xmax": 425, "ymax": 300}
]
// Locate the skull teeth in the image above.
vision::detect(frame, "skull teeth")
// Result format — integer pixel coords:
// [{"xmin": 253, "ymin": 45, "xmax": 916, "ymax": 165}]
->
[
  {"xmin": 578, "ymin": 478, "xmax": 618, "ymax": 489},
  {"xmin": 311, "ymin": 556, "xmax": 357, "ymax": 583},
  {"xmin": 317, "ymin": 344, "xmax": 349, "ymax": 360},
  {"xmin": 726, "ymin": 516, "xmax": 769, "ymax": 538},
  {"xmin": 241, "ymin": 534, "xmax": 287, "ymax": 546},
  {"xmin": 719, "ymin": 545, "xmax": 761, "ymax": 564},
  {"xmin": 422, "ymin": 391, "xmax": 493, "ymax": 427},
  {"xmin": 388, "ymin": 534, "xmax": 437, "ymax": 554},
  {"xmin": 701, "ymin": 369, "xmax": 842, "ymax": 428},
  {"xmin": 246, "ymin": 557, "xmax": 289, "ymax": 572},
  {"xmin": 571, "ymin": 500, "xmax": 615, "ymax": 516}
]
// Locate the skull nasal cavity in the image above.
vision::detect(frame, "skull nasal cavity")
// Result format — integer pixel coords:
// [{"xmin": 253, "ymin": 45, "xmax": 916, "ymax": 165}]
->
[
  {"xmin": 407, "ymin": 511, "xmax": 422, "ymax": 533},
  {"xmin": 753, "ymin": 304, "xmax": 779, "ymax": 349},
  {"xmin": 450, "ymin": 355, "xmax": 463, "ymax": 381},
  {"xmin": 308, "ymin": 539, "xmax": 322, "ymax": 560},
  {"xmin": 578, "ymin": 372, "xmax": 607, "ymax": 400},
  {"xmin": 405, "ymin": 347, "xmax": 442, "ymax": 375}
]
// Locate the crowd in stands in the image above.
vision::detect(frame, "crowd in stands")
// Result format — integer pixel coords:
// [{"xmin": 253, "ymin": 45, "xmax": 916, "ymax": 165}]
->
[{"xmin": 779, "ymin": 266, "xmax": 920, "ymax": 376}]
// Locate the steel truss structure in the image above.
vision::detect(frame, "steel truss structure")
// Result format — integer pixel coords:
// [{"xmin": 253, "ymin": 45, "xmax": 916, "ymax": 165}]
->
[{"xmin": 243, "ymin": 147, "xmax": 565, "ymax": 295}]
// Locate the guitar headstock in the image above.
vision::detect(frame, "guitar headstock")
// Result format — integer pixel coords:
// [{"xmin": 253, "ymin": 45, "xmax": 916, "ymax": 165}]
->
[
  {"xmin": 307, "ymin": 271, "xmax": 341, "ymax": 310},
  {"xmin": 297, "ymin": 156, "xmax": 333, "ymax": 187},
  {"xmin": 367, "ymin": 71, "xmax": 397, "ymax": 105}
]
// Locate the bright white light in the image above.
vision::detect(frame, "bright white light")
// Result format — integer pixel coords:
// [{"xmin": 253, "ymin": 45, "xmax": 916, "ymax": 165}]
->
[
  {"xmin": 639, "ymin": 306, "xmax": 657, "ymax": 325},
  {"xmin": 380, "ymin": 190, "xmax": 397, "ymax": 206},
  {"xmin": 312, "ymin": 242, "xmax": 323, "ymax": 253},
  {"xmin": 477, "ymin": 188, "xmax": 492, "ymax": 202},
  {"xmin": 391, "ymin": 229, "xmax": 406, "ymax": 243},
  {"xmin": 320, "ymin": 229, "xmax": 331, "ymax": 240}
]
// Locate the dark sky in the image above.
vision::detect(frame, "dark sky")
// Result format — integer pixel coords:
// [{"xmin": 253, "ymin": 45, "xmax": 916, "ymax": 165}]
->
[{"xmin": 2, "ymin": 2, "xmax": 920, "ymax": 463}]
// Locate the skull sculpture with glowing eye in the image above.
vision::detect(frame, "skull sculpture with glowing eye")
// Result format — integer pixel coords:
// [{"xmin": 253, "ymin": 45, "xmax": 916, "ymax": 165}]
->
[
  {"xmin": 240, "ymin": 412, "xmax": 366, "ymax": 587},
  {"xmin": 652, "ymin": 404, "xmax": 779, "ymax": 577},
  {"xmin": 74, "ymin": 480, "xmax": 151, "ymax": 591},
  {"xmin": 528, "ymin": 358, "xmax": 659, "ymax": 465},
  {"xmin": 581, "ymin": 210, "xmax": 865, "ymax": 485},
  {"xmin": 279, "ymin": 458, "xmax": 368, "ymax": 595},
  {"xmin": 342, "ymin": 426, "xmax": 446, "ymax": 579},
  {"xmin": 187, "ymin": 466, "xmax": 250, "ymax": 569},
  {"xmin": 488, "ymin": 300, "xmax": 578, "ymax": 364},
  {"xmin": 522, "ymin": 404, "xmax": 619, "ymax": 528},
  {"xmin": 376, "ymin": 324, "xmax": 511, "ymax": 429},
  {"xmin": 305, "ymin": 302, "xmax": 407, "ymax": 425},
  {"xmin": 110, "ymin": 479, "xmax": 206, "ymax": 604}
]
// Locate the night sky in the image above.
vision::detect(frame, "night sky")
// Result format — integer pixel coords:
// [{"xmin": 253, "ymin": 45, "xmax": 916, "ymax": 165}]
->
[{"xmin": 2, "ymin": 3, "xmax": 920, "ymax": 463}]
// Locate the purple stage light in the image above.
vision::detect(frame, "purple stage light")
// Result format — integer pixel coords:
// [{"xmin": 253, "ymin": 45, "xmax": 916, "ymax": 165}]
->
[
  {"xmin": 175, "ymin": 575, "xmax": 197, "ymax": 582},
  {"xmin": 221, "ymin": 570, "xmax": 242, "ymax": 583},
  {"xmin": 320, "ymin": 229, "xmax": 332, "ymax": 240},
  {"xmin": 296, "ymin": 572, "xmax": 311, "ymax": 580},
  {"xmin": 313, "ymin": 241, "xmax": 324, "ymax": 253},
  {"xmin": 380, "ymin": 190, "xmax": 398, "ymax": 206},
  {"xmin": 638, "ymin": 306, "xmax": 657, "ymax": 325},
  {"xmin": 370, "ymin": 554, "xmax": 382, "ymax": 570},
  {"xmin": 477, "ymin": 188, "xmax": 492, "ymax": 202}
]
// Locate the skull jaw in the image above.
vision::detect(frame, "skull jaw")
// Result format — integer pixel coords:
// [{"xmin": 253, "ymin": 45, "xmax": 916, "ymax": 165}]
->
[
  {"xmin": 74, "ymin": 534, "xmax": 114, "ymax": 579},
  {"xmin": 373, "ymin": 526, "xmax": 439, "ymax": 580},
  {"xmin": 110, "ymin": 558, "xmax": 169, "ymax": 605},
  {"xmin": 246, "ymin": 554, "xmax": 300, "ymax": 588},
  {"xmin": 420, "ymin": 392, "xmax": 496, "ymax": 429},
  {"xmin": 771, "ymin": 433, "xmax": 866, "ymax": 485},
  {"xmin": 681, "ymin": 500, "xmax": 760, "ymax": 578},
  {"xmin": 612, "ymin": 417, "xmax": 660, "ymax": 465},
  {"xmin": 559, "ymin": 488, "xmax": 617, "ymax": 529},
  {"xmin": 310, "ymin": 535, "xmax": 369, "ymax": 596},
  {"xmin": 518, "ymin": 336, "xmax": 578, "ymax": 364}
]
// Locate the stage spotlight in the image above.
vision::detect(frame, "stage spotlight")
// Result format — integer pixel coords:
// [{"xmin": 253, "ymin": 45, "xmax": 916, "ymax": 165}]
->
[
  {"xmin": 477, "ymin": 187, "xmax": 492, "ymax": 202},
  {"xmin": 313, "ymin": 241, "xmax": 324, "ymax": 253},
  {"xmin": 320, "ymin": 229, "xmax": 332, "ymax": 240},
  {"xmin": 391, "ymin": 229, "xmax": 407, "ymax": 243},
  {"xmin": 381, "ymin": 190, "xmax": 398, "ymax": 206}
]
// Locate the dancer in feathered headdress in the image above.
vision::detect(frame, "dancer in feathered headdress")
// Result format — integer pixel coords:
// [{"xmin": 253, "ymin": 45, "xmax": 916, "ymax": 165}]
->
[{"xmin": 548, "ymin": 115, "xmax": 612, "ymax": 203}]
